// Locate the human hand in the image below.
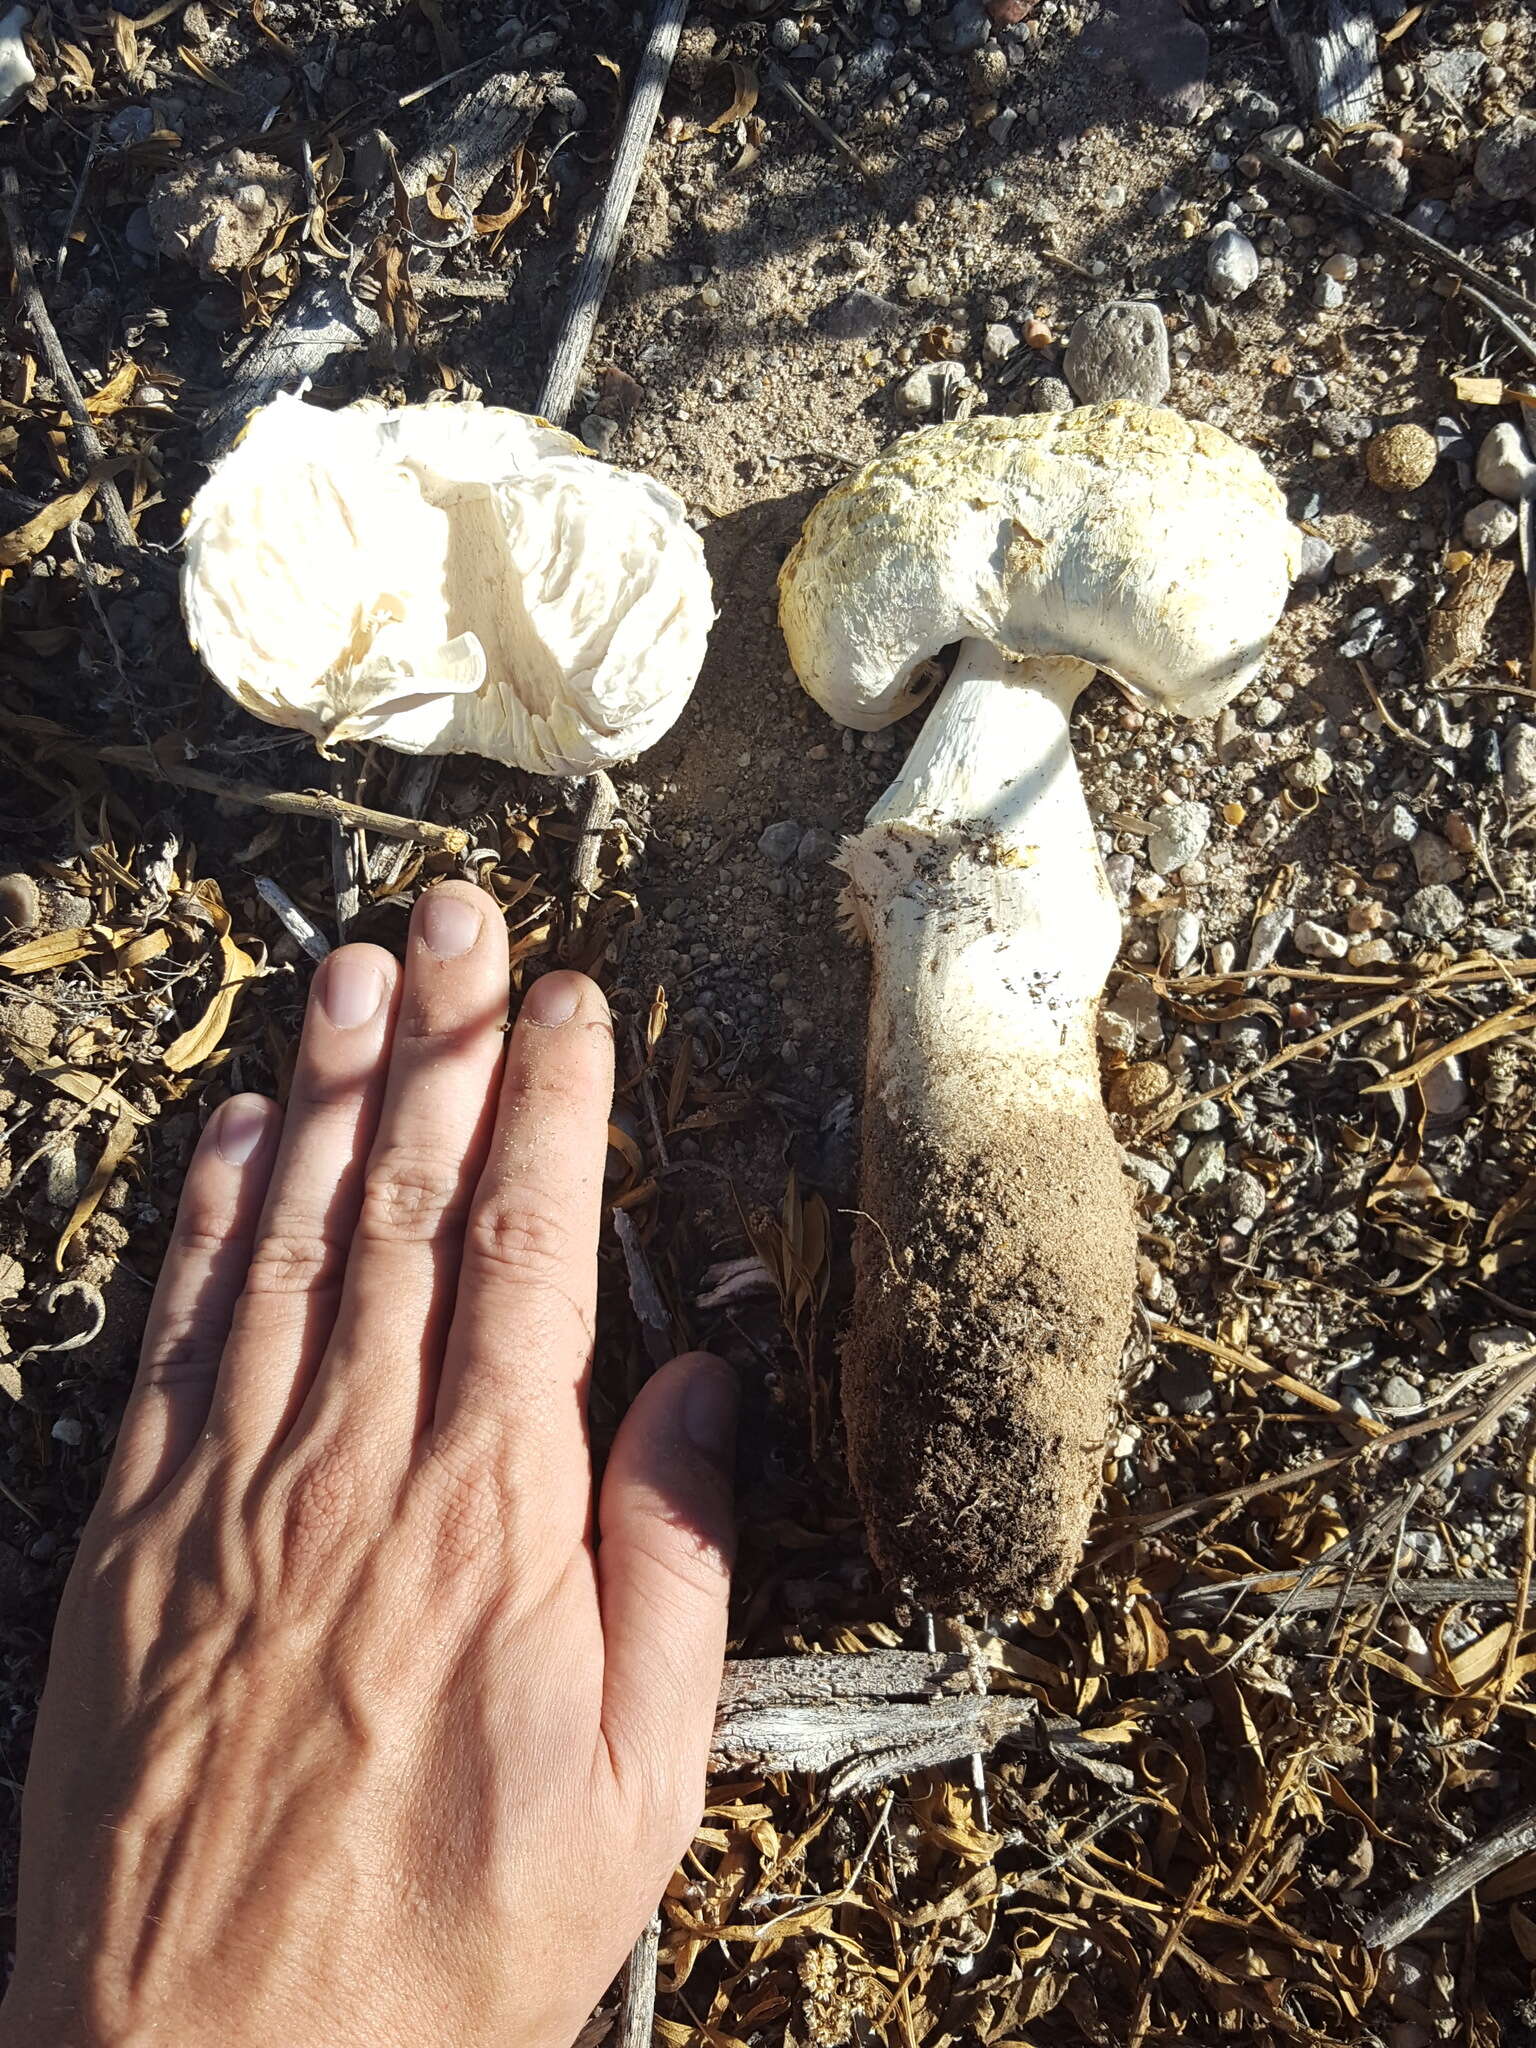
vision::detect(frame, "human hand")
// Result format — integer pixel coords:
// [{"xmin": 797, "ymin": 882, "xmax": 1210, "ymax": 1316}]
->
[{"xmin": 1, "ymin": 882, "xmax": 737, "ymax": 2048}]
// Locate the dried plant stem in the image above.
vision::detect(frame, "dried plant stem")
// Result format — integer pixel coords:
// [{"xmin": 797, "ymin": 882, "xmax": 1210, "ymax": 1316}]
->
[
  {"xmin": 0, "ymin": 169, "xmax": 135, "ymax": 552},
  {"xmin": 1258, "ymin": 148, "xmax": 1536, "ymax": 329},
  {"xmin": 616, "ymin": 1912, "xmax": 661, "ymax": 2048},
  {"xmin": 571, "ymin": 768, "xmax": 618, "ymax": 921},
  {"xmin": 538, "ymin": 0, "xmax": 689, "ymax": 427},
  {"xmin": 1362, "ymin": 1802, "xmax": 1536, "ymax": 1948},
  {"xmin": 0, "ymin": 709, "xmax": 469, "ymax": 851}
]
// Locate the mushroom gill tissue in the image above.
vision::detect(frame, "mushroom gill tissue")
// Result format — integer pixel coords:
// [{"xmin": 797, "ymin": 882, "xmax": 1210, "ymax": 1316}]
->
[{"xmin": 181, "ymin": 393, "xmax": 715, "ymax": 777}]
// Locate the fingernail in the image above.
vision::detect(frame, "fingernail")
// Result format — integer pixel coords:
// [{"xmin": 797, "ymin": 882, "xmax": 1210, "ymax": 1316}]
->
[
  {"xmin": 681, "ymin": 1364, "xmax": 738, "ymax": 1463},
  {"xmin": 216, "ymin": 1095, "xmax": 271, "ymax": 1167},
  {"xmin": 418, "ymin": 889, "xmax": 483, "ymax": 960},
  {"xmin": 520, "ymin": 970, "xmax": 584, "ymax": 1028},
  {"xmin": 321, "ymin": 949, "xmax": 386, "ymax": 1030}
]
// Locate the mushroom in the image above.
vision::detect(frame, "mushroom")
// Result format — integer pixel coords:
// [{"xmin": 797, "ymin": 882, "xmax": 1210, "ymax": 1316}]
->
[
  {"xmin": 779, "ymin": 404, "xmax": 1298, "ymax": 1611},
  {"xmin": 182, "ymin": 392, "xmax": 714, "ymax": 776}
]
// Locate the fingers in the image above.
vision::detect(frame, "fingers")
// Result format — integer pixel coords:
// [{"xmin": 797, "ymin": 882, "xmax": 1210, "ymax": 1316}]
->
[
  {"xmin": 427, "ymin": 969, "xmax": 613, "ymax": 1551},
  {"xmin": 596, "ymin": 1355, "xmax": 737, "ymax": 1810},
  {"xmin": 201, "ymin": 942, "xmax": 401, "ymax": 1454},
  {"xmin": 294, "ymin": 884, "xmax": 510, "ymax": 1448},
  {"xmin": 105, "ymin": 1095, "xmax": 282, "ymax": 1516}
]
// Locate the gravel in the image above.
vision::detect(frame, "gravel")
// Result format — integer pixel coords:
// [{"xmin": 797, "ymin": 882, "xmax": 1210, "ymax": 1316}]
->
[
  {"xmin": 1062, "ymin": 301, "xmax": 1171, "ymax": 405},
  {"xmin": 1295, "ymin": 533, "xmax": 1335, "ymax": 582},
  {"xmin": 757, "ymin": 820, "xmax": 803, "ymax": 865}
]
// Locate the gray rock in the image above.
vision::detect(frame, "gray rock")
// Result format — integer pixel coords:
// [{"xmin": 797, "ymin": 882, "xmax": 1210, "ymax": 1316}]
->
[
  {"xmin": 42, "ymin": 884, "xmax": 93, "ymax": 930},
  {"xmin": 1206, "ymin": 224, "xmax": 1259, "ymax": 302},
  {"xmin": 933, "ymin": 0, "xmax": 989, "ymax": 53},
  {"xmin": 1294, "ymin": 919, "xmax": 1348, "ymax": 960},
  {"xmin": 1246, "ymin": 907, "xmax": 1294, "ymax": 971},
  {"xmin": 1022, "ymin": 375, "xmax": 1074, "ymax": 413},
  {"xmin": 757, "ymin": 820, "xmax": 802, "ymax": 865},
  {"xmin": 822, "ymin": 289, "xmax": 904, "ymax": 340},
  {"xmin": 1337, "ymin": 537, "xmax": 1385, "ymax": 577},
  {"xmin": 987, "ymin": 107, "xmax": 1018, "ymax": 146},
  {"xmin": 842, "ymin": 38, "xmax": 894, "ymax": 94},
  {"xmin": 1350, "ymin": 156, "xmax": 1410, "ymax": 214},
  {"xmin": 1228, "ymin": 1171, "xmax": 1266, "ymax": 1222},
  {"xmin": 107, "ymin": 104, "xmax": 156, "ymax": 147},
  {"xmin": 895, "ymin": 361, "xmax": 967, "ymax": 417},
  {"xmin": 1376, "ymin": 802, "xmax": 1418, "ymax": 847},
  {"xmin": 796, "ymin": 826, "xmax": 839, "ymax": 868},
  {"xmin": 1313, "ymin": 274, "xmax": 1347, "ymax": 312},
  {"xmin": 1158, "ymin": 905, "xmax": 1201, "ymax": 972},
  {"xmin": 769, "ymin": 16, "xmax": 799, "ymax": 52},
  {"xmin": 1282, "ymin": 375, "xmax": 1329, "ymax": 413},
  {"xmin": 1380, "ymin": 1373, "xmax": 1422, "ymax": 1413},
  {"xmin": 1420, "ymin": 47, "xmax": 1485, "ymax": 107},
  {"xmin": 1296, "ymin": 533, "xmax": 1335, "ymax": 582},
  {"xmin": 1463, "ymin": 499, "xmax": 1519, "ymax": 549},
  {"xmin": 579, "ymin": 414, "xmax": 620, "ymax": 459},
  {"xmin": 1475, "ymin": 116, "xmax": 1536, "ymax": 201},
  {"xmin": 0, "ymin": 870, "xmax": 38, "ymax": 931},
  {"xmin": 1178, "ymin": 1098, "xmax": 1222, "ymax": 1134},
  {"xmin": 1503, "ymin": 724, "xmax": 1536, "ymax": 809},
  {"xmin": 1062, "ymin": 301, "xmax": 1170, "ymax": 405},
  {"xmin": 983, "ymin": 321, "xmax": 1021, "ymax": 364},
  {"xmin": 1338, "ymin": 1384, "xmax": 1377, "ymax": 1423},
  {"xmin": 44, "ymin": 1133, "xmax": 86, "ymax": 1209},
  {"xmin": 1401, "ymin": 883, "xmax": 1464, "ymax": 940},
  {"xmin": 1181, "ymin": 1135, "xmax": 1226, "ymax": 1196},
  {"xmin": 1124, "ymin": 1153, "xmax": 1171, "ymax": 1196},
  {"xmin": 1470, "ymin": 1326, "xmax": 1529, "ymax": 1369},
  {"xmin": 1079, "ymin": 0, "xmax": 1208, "ymax": 125},
  {"xmin": 1105, "ymin": 852, "xmax": 1136, "ymax": 905},
  {"xmin": 1158, "ymin": 1356, "xmax": 1214, "ymax": 1416},
  {"xmin": 1476, "ymin": 422, "xmax": 1536, "ymax": 502},
  {"xmin": 1148, "ymin": 800, "xmax": 1210, "ymax": 875},
  {"xmin": 1410, "ymin": 830, "xmax": 1467, "ymax": 887}
]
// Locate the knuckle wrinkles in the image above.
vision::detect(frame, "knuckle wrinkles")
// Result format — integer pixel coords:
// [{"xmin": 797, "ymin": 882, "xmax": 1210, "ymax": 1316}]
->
[
  {"xmin": 356, "ymin": 1149, "xmax": 470, "ymax": 1245},
  {"xmin": 242, "ymin": 1228, "xmax": 348, "ymax": 1299},
  {"xmin": 467, "ymin": 1185, "xmax": 573, "ymax": 1285}
]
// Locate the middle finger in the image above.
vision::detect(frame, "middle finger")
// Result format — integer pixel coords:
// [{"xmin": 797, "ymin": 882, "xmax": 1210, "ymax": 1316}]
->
[{"xmin": 292, "ymin": 882, "xmax": 510, "ymax": 1451}]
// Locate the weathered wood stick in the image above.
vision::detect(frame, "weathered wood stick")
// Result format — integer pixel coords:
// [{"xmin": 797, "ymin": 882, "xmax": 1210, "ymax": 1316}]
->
[
  {"xmin": 538, "ymin": 0, "xmax": 689, "ymax": 427},
  {"xmin": 1173, "ymin": 1575, "xmax": 1521, "ymax": 1616},
  {"xmin": 0, "ymin": 169, "xmax": 135, "ymax": 552},
  {"xmin": 713, "ymin": 1692, "xmax": 1037, "ymax": 1800},
  {"xmin": 1362, "ymin": 1802, "xmax": 1536, "ymax": 1948},
  {"xmin": 202, "ymin": 69, "xmax": 541, "ymax": 450},
  {"xmin": 1267, "ymin": 0, "xmax": 1381, "ymax": 126},
  {"xmin": 0, "ymin": 709, "xmax": 469, "ymax": 851},
  {"xmin": 1258, "ymin": 148, "xmax": 1536, "ymax": 329},
  {"xmin": 616, "ymin": 1912, "xmax": 661, "ymax": 2048}
]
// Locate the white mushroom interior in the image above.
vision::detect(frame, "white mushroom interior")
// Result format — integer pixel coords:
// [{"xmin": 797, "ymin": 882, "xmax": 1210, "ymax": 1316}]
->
[{"xmin": 182, "ymin": 393, "xmax": 714, "ymax": 776}]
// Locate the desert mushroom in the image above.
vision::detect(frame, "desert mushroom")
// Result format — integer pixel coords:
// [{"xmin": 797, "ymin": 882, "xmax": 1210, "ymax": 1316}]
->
[
  {"xmin": 182, "ymin": 392, "xmax": 713, "ymax": 777},
  {"xmin": 779, "ymin": 404, "xmax": 1298, "ymax": 1612}
]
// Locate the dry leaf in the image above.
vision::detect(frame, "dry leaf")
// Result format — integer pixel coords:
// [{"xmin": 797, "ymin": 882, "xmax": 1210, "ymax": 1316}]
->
[
  {"xmin": 707, "ymin": 60, "xmax": 760, "ymax": 132},
  {"xmin": 85, "ymin": 362, "xmax": 140, "ymax": 417},
  {"xmin": 0, "ymin": 474, "xmax": 112, "ymax": 568},
  {"xmin": 0, "ymin": 928, "xmax": 97, "ymax": 972},
  {"xmin": 163, "ymin": 930, "xmax": 259, "ymax": 1073},
  {"xmin": 55, "ymin": 1109, "xmax": 139, "ymax": 1269}
]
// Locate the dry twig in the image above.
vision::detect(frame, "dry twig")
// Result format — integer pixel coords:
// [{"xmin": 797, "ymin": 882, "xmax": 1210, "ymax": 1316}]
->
[{"xmin": 1362, "ymin": 1802, "xmax": 1536, "ymax": 1948}]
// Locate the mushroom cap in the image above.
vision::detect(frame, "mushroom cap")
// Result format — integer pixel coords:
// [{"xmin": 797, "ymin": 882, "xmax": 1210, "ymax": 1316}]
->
[
  {"xmin": 182, "ymin": 393, "xmax": 714, "ymax": 776},
  {"xmin": 778, "ymin": 403, "xmax": 1299, "ymax": 730}
]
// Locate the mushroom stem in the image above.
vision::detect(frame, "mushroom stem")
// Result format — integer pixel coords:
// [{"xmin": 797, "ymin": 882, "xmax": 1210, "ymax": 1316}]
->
[{"xmin": 838, "ymin": 637, "xmax": 1137, "ymax": 1612}]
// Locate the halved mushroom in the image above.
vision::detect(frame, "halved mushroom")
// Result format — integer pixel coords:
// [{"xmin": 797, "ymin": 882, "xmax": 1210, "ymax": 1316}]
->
[
  {"xmin": 182, "ymin": 392, "xmax": 714, "ymax": 776},
  {"xmin": 780, "ymin": 403, "xmax": 1299, "ymax": 1612}
]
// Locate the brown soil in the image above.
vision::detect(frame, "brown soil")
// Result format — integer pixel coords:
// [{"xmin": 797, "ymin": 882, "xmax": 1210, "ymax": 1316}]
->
[{"xmin": 844, "ymin": 1091, "xmax": 1137, "ymax": 1615}]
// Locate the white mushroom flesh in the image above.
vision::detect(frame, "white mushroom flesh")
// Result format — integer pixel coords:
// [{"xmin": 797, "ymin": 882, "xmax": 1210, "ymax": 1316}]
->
[{"xmin": 182, "ymin": 393, "xmax": 714, "ymax": 776}]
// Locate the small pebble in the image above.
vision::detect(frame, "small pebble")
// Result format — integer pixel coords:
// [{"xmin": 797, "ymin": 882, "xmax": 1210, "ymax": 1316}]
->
[
  {"xmin": 1350, "ymin": 155, "xmax": 1410, "ymax": 214},
  {"xmin": 1410, "ymin": 830, "xmax": 1466, "ymax": 887},
  {"xmin": 1401, "ymin": 883, "xmax": 1464, "ymax": 941},
  {"xmin": 1158, "ymin": 906, "xmax": 1201, "ymax": 972},
  {"xmin": 1381, "ymin": 1374, "xmax": 1422, "ymax": 1414},
  {"xmin": 1295, "ymin": 533, "xmax": 1335, "ymax": 582},
  {"xmin": 1294, "ymin": 919, "xmax": 1348, "ymax": 960},
  {"xmin": 1181, "ymin": 1136, "xmax": 1226, "ymax": 1197},
  {"xmin": 757, "ymin": 820, "xmax": 802, "ymax": 865},
  {"xmin": 1475, "ymin": 115, "xmax": 1536, "ymax": 201},
  {"xmin": 1148, "ymin": 799, "xmax": 1210, "ymax": 875},
  {"xmin": 0, "ymin": 870, "xmax": 39, "ymax": 931},
  {"xmin": 1228, "ymin": 1172, "xmax": 1266, "ymax": 1222},
  {"xmin": 894, "ymin": 361, "xmax": 967, "ymax": 417},
  {"xmin": 1021, "ymin": 375, "xmax": 1073, "ymax": 413},
  {"xmin": 1312, "ymin": 274, "xmax": 1346, "ymax": 312},
  {"xmin": 1463, "ymin": 499, "xmax": 1519, "ymax": 550},
  {"xmin": 982, "ymin": 320, "xmax": 1021, "ymax": 363},
  {"xmin": 1062, "ymin": 300, "xmax": 1170, "ymax": 406},
  {"xmin": 1206, "ymin": 224, "xmax": 1260, "ymax": 302},
  {"xmin": 1476, "ymin": 422, "xmax": 1536, "ymax": 502},
  {"xmin": 1502, "ymin": 723, "xmax": 1536, "ymax": 808}
]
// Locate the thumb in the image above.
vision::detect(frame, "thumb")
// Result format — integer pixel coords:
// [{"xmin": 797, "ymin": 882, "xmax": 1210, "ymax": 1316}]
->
[{"xmin": 596, "ymin": 1353, "xmax": 737, "ymax": 1819}]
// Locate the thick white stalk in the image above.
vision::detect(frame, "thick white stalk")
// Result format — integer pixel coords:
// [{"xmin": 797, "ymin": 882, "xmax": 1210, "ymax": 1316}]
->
[{"xmin": 837, "ymin": 638, "xmax": 1136, "ymax": 1612}]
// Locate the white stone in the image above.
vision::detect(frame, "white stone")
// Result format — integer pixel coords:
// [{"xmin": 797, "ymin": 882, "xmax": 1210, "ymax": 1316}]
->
[
  {"xmin": 1503, "ymin": 723, "xmax": 1536, "ymax": 808},
  {"xmin": 1294, "ymin": 918, "xmax": 1348, "ymax": 960},
  {"xmin": 1148, "ymin": 799, "xmax": 1211, "ymax": 874},
  {"xmin": 1158, "ymin": 906, "xmax": 1201, "ymax": 972},
  {"xmin": 1476, "ymin": 421, "xmax": 1536, "ymax": 502},
  {"xmin": 0, "ymin": 6, "xmax": 34, "ymax": 118},
  {"xmin": 1206, "ymin": 224, "xmax": 1260, "ymax": 302},
  {"xmin": 1462, "ymin": 499, "xmax": 1518, "ymax": 549}
]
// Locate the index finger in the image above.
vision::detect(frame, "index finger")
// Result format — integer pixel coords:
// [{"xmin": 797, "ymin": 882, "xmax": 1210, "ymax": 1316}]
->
[{"xmin": 426, "ymin": 968, "xmax": 614, "ymax": 1553}]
